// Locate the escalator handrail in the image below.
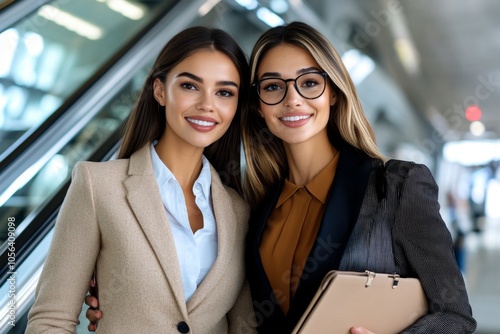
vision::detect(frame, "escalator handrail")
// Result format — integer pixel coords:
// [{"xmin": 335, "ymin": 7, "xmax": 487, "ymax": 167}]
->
[
  {"xmin": 0, "ymin": 0, "xmax": 51, "ymax": 33},
  {"xmin": 0, "ymin": 131, "xmax": 122, "ymax": 283}
]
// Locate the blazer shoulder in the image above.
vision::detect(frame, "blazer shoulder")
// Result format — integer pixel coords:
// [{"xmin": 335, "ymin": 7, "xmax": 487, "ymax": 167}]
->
[
  {"xmin": 383, "ymin": 159, "xmax": 433, "ymax": 180},
  {"xmin": 71, "ymin": 159, "xmax": 131, "ymax": 190},
  {"xmin": 73, "ymin": 159, "xmax": 129, "ymax": 177}
]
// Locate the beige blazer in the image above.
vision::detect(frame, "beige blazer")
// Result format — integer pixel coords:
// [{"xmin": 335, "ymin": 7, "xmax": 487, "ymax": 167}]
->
[{"xmin": 26, "ymin": 145, "xmax": 256, "ymax": 333}]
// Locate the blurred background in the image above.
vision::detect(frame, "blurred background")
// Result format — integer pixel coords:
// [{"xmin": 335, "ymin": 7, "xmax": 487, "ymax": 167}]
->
[{"xmin": 0, "ymin": 0, "xmax": 498, "ymax": 332}]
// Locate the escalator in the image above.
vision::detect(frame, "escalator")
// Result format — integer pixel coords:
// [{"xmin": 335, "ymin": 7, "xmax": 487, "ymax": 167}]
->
[{"xmin": 0, "ymin": 0, "xmax": 217, "ymax": 332}]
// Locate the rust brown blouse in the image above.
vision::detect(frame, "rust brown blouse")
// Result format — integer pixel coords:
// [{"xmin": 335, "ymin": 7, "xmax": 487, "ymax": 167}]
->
[{"xmin": 259, "ymin": 153, "xmax": 340, "ymax": 314}]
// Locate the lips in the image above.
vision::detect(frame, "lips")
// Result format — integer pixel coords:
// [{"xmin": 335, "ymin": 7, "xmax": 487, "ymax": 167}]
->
[
  {"xmin": 186, "ymin": 118, "xmax": 216, "ymax": 126},
  {"xmin": 185, "ymin": 116, "xmax": 218, "ymax": 132},
  {"xmin": 279, "ymin": 113, "xmax": 312, "ymax": 127},
  {"xmin": 280, "ymin": 115, "xmax": 311, "ymax": 122}
]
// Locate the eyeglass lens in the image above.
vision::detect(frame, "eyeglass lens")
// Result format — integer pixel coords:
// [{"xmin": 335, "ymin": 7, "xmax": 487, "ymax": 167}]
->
[{"xmin": 257, "ymin": 72, "xmax": 326, "ymax": 105}]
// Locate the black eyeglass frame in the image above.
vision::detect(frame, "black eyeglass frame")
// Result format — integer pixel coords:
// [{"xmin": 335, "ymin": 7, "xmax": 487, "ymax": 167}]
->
[{"xmin": 252, "ymin": 71, "xmax": 328, "ymax": 105}]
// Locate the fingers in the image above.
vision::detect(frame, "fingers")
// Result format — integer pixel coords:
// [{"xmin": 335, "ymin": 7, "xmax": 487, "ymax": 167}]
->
[
  {"xmin": 88, "ymin": 323, "xmax": 96, "ymax": 332},
  {"xmin": 86, "ymin": 307, "xmax": 102, "ymax": 323},
  {"xmin": 86, "ymin": 276, "xmax": 100, "ymax": 332},
  {"xmin": 85, "ymin": 295, "xmax": 99, "ymax": 308}
]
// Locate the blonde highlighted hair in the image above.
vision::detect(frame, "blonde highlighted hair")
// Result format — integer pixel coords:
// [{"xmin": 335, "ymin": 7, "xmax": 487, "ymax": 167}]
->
[{"xmin": 242, "ymin": 21, "xmax": 384, "ymax": 207}]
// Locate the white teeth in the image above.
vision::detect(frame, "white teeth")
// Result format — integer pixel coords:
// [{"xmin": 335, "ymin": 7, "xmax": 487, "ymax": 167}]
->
[
  {"xmin": 280, "ymin": 115, "xmax": 311, "ymax": 122},
  {"xmin": 186, "ymin": 118, "xmax": 216, "ymax": 126}
]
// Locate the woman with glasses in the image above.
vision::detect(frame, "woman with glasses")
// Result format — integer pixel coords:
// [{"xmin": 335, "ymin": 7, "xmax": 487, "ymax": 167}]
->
[{"xmin": 242, "ymin": 21, "xmax": 476, "ymax": 333}]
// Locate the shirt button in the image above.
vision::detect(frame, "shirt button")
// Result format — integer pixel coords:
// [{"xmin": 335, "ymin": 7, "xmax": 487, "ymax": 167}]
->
[{"xmin": 177, "ymin": 321, "xmax": 190, "ymax": 333}]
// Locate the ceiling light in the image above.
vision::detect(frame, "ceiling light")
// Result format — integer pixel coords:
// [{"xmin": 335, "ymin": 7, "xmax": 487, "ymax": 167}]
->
[
  {"xmin": 470, "ymin": 121, "xmax": 485, "ymax": 136},
  {"xmin": 106, "ymin": 0, "xmax": 145, "ymax": 20},
  {"xmin": 0, "ymin": 28, "xmax": 19, "ymax": 77},
  {"xmin": 270, "ymin": 0, "xmax": 289, "ymax": 14},
  {"xmin": 342, "ymin": 49, "xmax": 375, "ymax": 85},
  {"xmin": 444, "ymin": 140, "xmax": 500, "ymax": 166},
  {"xmin": 38, "ymin": 5, "xmax": 103, "ymax": 40},
  {"xmin": 235, "ymin": 0, "xmax": 258, "ymax": 10},
  {"xmin": 394, "ymin": 38, "xmax": 419, "ymax": 75},
  {"xmin": 199, "ymin": 0, "xmax": 221, "ymax": 16},
  {"xmin": 465, "ymin": 105, "xmax": 482, "ymax": 122},
  {"xmin": 256, "ymin": 7, "xmax": 284, "ymax": 27},
  {"xmin": 24, "ymin": 32, "xmax": 44, "ymax": 57}
]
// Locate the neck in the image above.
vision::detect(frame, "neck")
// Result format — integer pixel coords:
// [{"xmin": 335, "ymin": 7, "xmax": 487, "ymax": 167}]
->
[
  {"xmin": 154, "ymin": 137, "xmax": 204, "ymax": 190},
  {"xmin": 284, "ymin": 131, "xmax": 337, "ymax": 186}
]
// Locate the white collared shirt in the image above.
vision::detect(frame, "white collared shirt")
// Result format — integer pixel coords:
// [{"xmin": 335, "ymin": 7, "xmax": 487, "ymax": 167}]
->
[{"xmin": 150, "ymin": 143, "xmax": 217, "ymax": 301}]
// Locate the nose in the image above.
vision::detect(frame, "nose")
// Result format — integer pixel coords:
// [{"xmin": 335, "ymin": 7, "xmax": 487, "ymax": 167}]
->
[
  {"xmin": 284, "ymin": 81, "xmax": 302, "ymax": 107},
  {"xmin": 196, "ymin": 91, "xmax": 215, "ymax": 112}
]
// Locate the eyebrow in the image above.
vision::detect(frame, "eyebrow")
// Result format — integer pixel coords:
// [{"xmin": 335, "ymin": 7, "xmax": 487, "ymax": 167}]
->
[
  {"xmin": 260, "ymin": 67, "xmax": 322, "ymax": 79},
  {"xmin": 176, "ymin": 72, "xmax": 239, "ymax": 88}
]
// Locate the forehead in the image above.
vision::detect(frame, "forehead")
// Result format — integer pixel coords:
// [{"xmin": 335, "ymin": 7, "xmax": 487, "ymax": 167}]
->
[
  {"xmin": 258, "ymin": 43, "xmax": 321, "ymax": 76},
  {"xmin": 173, "ymin": 50, "xmax": 240, "ymax": 81}
]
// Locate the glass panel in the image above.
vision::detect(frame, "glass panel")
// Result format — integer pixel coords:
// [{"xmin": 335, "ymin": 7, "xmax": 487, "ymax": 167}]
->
[
  {"xmin": 0, "ymin": 0, "xmax": 169, "ymax": 158},
  {"xmin": 0, "ymin": 0, "xmax": 177, "ymax": 244},
  {"xmin": 0, "ymin": 64, "xmax": 150, "ymax": 243}
]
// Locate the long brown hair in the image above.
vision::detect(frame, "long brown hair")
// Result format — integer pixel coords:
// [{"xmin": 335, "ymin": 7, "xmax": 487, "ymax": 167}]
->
[
  {"xmin": 119, "ymin": 26, "xmax": 249, "ymax": 194},
  {"xmin": 242, "ymin": 21, "xmax": 384, "ymax": 207}
]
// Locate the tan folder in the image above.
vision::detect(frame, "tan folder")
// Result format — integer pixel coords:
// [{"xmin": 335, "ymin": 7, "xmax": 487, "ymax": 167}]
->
[{"xmin": 292, "ymin": 271, "xmax": 428, "ymax": 334}]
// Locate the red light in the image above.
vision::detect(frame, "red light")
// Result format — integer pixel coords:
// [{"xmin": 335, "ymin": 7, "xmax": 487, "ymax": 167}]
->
[{"xmin": 465, "ymin": 105, "xmax": 482, "ymax": 121}]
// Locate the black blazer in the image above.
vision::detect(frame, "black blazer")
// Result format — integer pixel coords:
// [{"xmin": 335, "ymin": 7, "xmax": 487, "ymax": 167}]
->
[{"xmin": 246, "ymin": 143, "xmax": 476, "ymax": 334}]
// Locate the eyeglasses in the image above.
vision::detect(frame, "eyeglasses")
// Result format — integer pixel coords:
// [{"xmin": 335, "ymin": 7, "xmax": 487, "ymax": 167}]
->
[{"xmin": 253, "ymin": 72, "xmax": 327, "ymax": 105}]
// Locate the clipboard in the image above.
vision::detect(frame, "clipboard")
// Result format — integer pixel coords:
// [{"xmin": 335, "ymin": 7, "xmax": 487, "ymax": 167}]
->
[{"xmin": 292, "ymin": 270, "xmax": 428, "ymax": 334}]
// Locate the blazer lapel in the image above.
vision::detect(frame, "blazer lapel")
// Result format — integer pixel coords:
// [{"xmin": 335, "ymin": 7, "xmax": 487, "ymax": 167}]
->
[
  {"xmin": 246, "ymin": 184, "xmax": 287, "ymax": 328},
  {"xmin": 124, "ymin": 145, "xmax": 187, "ymax": 315},
  {"xmin": 287, "ymin": 145, "xmax": 374, "ymax": 328},
  {"xmin": 186, "ymin": 167, "xmax": 236, "ymax": 311}
]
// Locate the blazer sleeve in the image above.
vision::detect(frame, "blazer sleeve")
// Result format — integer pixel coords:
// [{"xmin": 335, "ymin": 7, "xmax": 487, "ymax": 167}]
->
[
  {"xmin": 26, "ymin": 162, "xmax": 101, "ymax": 333},
  {"xmin": 391, "ymin": 163, "xmax": 477, "ymax": 333}
]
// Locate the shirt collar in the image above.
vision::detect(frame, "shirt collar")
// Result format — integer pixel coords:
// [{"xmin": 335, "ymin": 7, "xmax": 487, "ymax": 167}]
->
[
  {"xmin": 150, "ymin": 142, "xmax": 211, "ymax": 200},
  {"xmin": 196, "ymin": 155, "xmax": 212, "ymax": 200},
  {"xmin": 275, "ymin": 152, "xmax": 340, "ymax": 208}
]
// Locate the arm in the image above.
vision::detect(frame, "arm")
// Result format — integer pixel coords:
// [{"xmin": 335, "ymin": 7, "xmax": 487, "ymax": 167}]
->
[
  {"xmin": 26, "ymin": 162, "xmax": 101, "ymax": 333},
  {"xmin": 392, "ymin": 163, "xmax": 476, "ymax": 334}
]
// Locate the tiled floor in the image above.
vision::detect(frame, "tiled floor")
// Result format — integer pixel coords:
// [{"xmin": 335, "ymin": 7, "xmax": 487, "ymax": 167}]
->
[{"xmin": 464, "ymin": 217, "xmax": 500, "ymax": 333}]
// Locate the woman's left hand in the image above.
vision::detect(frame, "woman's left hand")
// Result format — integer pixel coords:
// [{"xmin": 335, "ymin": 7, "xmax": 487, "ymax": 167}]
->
[{"xmin": 350, "ymin": 326, "xmax": 375, "ymax": 334}]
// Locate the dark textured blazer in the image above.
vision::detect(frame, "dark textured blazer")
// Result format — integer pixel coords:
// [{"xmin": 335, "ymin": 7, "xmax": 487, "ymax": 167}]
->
[{"xmin": 246, "ymin": 142, "xmax": 476, "ymax": 334}]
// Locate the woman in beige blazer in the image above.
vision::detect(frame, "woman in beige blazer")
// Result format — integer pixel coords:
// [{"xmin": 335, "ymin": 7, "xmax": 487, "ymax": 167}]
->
[{"xmin": 26, "ymin": 27, "xmax": 255, "ymax": 333}]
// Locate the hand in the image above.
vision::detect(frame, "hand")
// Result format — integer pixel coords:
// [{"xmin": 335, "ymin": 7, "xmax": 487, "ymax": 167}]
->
[
  {"xmin": 350, "ymin": 327, "xmax": 375, "ymax": 334},
  {"xmin": 85, "ymin": 279, "xmax": 102, "ymax": 332}
]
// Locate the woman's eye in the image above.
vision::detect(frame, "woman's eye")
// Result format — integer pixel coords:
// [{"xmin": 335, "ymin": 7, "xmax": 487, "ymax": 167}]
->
[
  {"xmin": 303, "ymin": 80, "xmax": 318, "ymax": 88},
  {"xmin": 263, "ymin": 83, "xmax": 282, "ymax": 91},
  {"xmin": 218, "ymin": 89, "xmax": 235, "ymax": 97},
  {"xmin": 181, "ymin": 82, "xmax": 196, "ymax": 90}
]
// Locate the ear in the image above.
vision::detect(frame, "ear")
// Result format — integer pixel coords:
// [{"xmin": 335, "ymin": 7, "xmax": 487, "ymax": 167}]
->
[
  {"xmin": 330, "ymin": 92, "xmax": 337, "ymax": 106},
  {"xmin": 258, "ymin": 110, "xmax": 264, "ymax": 118},
  {"xmin": 153, "ymin": 78, "xmax": 166, "ymax": 106}
]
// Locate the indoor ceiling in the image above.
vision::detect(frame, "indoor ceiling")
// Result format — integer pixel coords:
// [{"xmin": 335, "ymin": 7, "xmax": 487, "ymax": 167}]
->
[{"xmin": 306, "ymin": 0, "xmax": 500, "ymax": 142}]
